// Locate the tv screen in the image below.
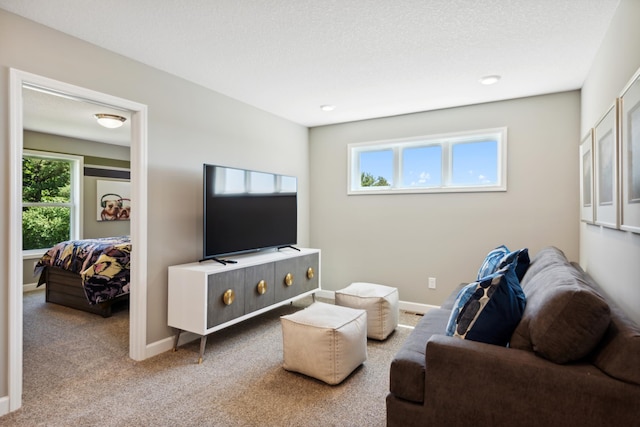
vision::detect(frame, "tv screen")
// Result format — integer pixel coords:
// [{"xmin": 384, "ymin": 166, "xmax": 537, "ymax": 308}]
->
[{"xmin": 203, "ymin": 164, "xmax": 297, "ymax": 260}]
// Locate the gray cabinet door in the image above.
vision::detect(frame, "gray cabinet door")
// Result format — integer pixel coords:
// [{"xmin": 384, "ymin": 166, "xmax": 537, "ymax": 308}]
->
[
  {"xmin": 207, "ymin": 269, "xmax": 245, "ymax": 328},
  {"xmin": 244, "ymin": 262, "xmax": 275, "ymax": 312},
  {"xmin": 274, "ymin": 253, "xmax": 319, "ymax": 302}
]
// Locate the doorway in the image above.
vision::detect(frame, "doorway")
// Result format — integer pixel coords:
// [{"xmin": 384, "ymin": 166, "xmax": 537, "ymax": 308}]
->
[{"xmin": 8, "ymin": 69, "xmax": 148, "ymax": 412}]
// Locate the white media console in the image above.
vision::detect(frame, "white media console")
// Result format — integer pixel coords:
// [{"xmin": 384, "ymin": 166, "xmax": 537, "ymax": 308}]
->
[{"xmin": 168, "ymin": 247, "xmax": 320, "ymax": 363}]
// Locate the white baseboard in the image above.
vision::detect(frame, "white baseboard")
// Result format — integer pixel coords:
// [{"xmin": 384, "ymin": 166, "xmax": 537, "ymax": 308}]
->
[
  {"xmin": 0, "ymin": 395, "xmax": 10, "ymax": 417},
  {"xmin": 399, "ymin": 301, "xmax": 438, "ymax": 314},
  {"xmin": 23, "ymin": 283, "xmax": 41, "ymax": 293},
  {"xmin": 145, "ymin": 330, "xmax": 204, "ymax": 360},
  {"xmin": 316, "ymin": 289, "xmax": 437, "ymax": 314},
  {"xmin": 145, "ymin": 291, "xmax": 439, "ymax": 360},
  {"xmin": 314, "ymin": 289, "xmax": 335, "ymax": 300},
  {"xmin": 145, "ymin": 336, "xmax": 174, "ymax": 359}
]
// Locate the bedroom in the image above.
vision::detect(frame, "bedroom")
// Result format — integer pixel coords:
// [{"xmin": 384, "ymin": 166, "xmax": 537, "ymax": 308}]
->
[
  {"xmin": 22, "ymin": 86, "xmax": 131, "ymax": 317},
  {"xmin": 1, "ymin": 0, "xmax": 640, "ymax": 420},
  {"xmin": 24, "ymin": 150, "xmax": 130, "ymax": 311}
]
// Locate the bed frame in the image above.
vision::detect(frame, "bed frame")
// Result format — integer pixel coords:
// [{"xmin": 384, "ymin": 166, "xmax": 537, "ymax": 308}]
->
[{"xmin": 38, "ymin": 266, "xmax": 129, "ymax": 318}]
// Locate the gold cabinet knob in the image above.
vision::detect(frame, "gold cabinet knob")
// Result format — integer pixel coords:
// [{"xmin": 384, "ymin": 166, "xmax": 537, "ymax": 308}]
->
[
  {"xmin": 284, "ymin": 273, "xmax": 294, "ymax": 287},
  {"xmin": 307, "ymin": 267, "xmax": 314, "ymax": 279},
  {"xmin": 257, "ymin": 280, "xmax": 267, "ymax": 295},
  {"xmin": 222, "ymin": 289, "xmax": 235, "ymax": 306}
]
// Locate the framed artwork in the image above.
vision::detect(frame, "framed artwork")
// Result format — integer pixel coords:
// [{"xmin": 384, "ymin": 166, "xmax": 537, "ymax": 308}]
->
[
  {"xmin": 619, "ymin": 69, "xmax": 640, "ymax": 233},
  {"xmin": 579, "ymin": 130, "xmax": 595, "ymax": 223},
  {"xmin": 593, "ymin": 102, "xmax": 619, "ymax": 229},
  {"xmin": 97, "ymin": 180, "xmax": 131, "ymax": 221}
]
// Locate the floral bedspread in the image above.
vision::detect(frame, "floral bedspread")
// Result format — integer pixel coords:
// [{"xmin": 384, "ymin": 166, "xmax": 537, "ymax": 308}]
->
[{"xmin": 35, "ymin": 236, "xmax": 131, "ymax": 305}]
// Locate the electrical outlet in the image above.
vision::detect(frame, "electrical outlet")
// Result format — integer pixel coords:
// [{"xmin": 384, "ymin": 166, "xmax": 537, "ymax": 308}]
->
[{"xmin": 428, "ymin": 277, "xmax": 436, "ymax": 289}]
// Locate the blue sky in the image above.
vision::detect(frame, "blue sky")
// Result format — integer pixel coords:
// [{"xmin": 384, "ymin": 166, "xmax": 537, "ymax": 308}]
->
[{"xmin": 360, "ymin": 141, "xmax": 498, "ymax": 187}]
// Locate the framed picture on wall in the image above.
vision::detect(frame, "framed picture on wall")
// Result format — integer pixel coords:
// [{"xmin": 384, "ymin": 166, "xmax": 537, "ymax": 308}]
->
[
  {"xmin": 619, "ymin": 69, "xmax": 640, "ymax": 233},
  {"xmin": 579, "ymin": 130, "xmax": 595, "ymax": 223},
  {"xmin": 593, "ymin": 101, "xmax": 619, "ymax": 229},
  {"xmin": 97, "ymin": 180, "xmax": 131, "ymax": 221}
]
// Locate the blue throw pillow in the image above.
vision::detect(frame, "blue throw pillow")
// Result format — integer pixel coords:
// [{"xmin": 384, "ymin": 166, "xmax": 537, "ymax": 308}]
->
[
  {"xmin": 445, "ymin": 283, "xmax": 478, "ymax": 336},
  {"xmin": 497, "ymin": 248, "xmax": 530, "ymax": 282},
  {"xmin": 446, "ymin": 263, "xmax": 526, "ymax": 346},
  {"xmin": 477, "ymin": 245, "xmax": 509, "ymax": 280}
]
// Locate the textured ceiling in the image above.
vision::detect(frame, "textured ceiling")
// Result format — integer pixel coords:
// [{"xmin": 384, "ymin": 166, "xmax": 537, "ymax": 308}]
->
[{"xmin": 1, "ymin": 0, "xmax": 620, "ymax": 143}]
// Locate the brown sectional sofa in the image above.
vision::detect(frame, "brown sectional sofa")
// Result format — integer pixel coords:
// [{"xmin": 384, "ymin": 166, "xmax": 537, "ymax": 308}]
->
[{"xmin": 386, "ymin": 247, "xmax": 640, "ymax": 426}]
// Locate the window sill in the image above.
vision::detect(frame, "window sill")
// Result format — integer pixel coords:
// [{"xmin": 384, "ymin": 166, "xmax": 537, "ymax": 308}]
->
[
  {"xmin": 348, "ymin": 185, "xmax": 507, "ymax": 195},
  {"xmin": 23, "ymin": 249, "xmax": 47, "ymax": 260}
]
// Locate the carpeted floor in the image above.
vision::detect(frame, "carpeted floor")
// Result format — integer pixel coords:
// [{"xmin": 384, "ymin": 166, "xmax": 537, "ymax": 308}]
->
[{"xmin": 0, "ymin": 290, "xmax": 422, "ymax": 427}]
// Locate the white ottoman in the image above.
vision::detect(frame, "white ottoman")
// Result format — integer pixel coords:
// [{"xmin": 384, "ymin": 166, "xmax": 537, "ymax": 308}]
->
[
  {"xmin": 280, "ymin": 302, "xmax": 367, "ymax": 385},
  {"xmin": 335, "ymin": 282, "xmax": 399, "ymax": 340}
]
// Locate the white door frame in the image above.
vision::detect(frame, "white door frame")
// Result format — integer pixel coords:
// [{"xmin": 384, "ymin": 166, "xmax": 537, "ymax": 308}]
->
[{"xmin": 8, "ymin": 69, "xmax": 148, "ymax": 411}]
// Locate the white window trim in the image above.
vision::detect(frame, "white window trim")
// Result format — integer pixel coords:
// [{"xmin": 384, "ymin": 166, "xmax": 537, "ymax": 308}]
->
[
  {"xmin": 347, "ymin": 127, "xmax": 507, "ymax": 195},
  {"xmin": 22, "ymin": 149, "xmax": 84, "ymax": 255}
]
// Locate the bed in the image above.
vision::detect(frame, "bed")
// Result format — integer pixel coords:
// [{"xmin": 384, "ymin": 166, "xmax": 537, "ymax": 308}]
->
[{"xmin": 34, "ymin": 236, "xmax": 131, "ymax": 317}]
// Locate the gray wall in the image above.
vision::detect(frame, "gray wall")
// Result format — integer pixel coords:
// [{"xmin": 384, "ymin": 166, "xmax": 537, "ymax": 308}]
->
[
  {"xmin": 0, "ymin": 9, "xmax": 309, "ymax": 400},
  {"xmin": 580, "ymin": 0, "xmax": 640, "ymax": 326},
  {"xmin": 309, "ymin": 91, "xmax": 580, "ymax": 305}
]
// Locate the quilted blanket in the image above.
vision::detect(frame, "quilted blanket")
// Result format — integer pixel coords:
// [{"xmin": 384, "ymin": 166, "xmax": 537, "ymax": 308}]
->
[{"xmin": 35, "ymin": 236, "xmax": 131, "ymax": 304}]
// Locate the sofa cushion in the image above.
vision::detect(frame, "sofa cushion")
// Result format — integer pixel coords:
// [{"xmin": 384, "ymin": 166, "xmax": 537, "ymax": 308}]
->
[
  {"xmin": 519, "ymin": 246, "xmax": 568, "ymax": 291},
  {"xmin": 590, "ymin": 304, "xmax": 640, "ymax": 386},
  {"xmin": 389, "ymin": 308, "xmax": 452, "ymax": 403},
  {"xmin": 576, "ymin": 266, "xmax": 640, "ymax": 386},
  {"xmin": 476, "ymin": 245, "xmax": 509, "ymax": 280},
  {"xmin": 510, "ymin": 263, "xmax": 611, "ymax": 364},
  {"xmin": 446, "ymin": 263, "xmax": 526, "ymax": 346}
]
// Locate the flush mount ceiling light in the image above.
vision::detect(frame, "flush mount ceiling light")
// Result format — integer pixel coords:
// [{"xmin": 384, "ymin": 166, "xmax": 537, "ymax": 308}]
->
[
  {"xmin": 479, "ymin": 75, "xmax": 501, "ymax": 85},
  {"xmin": 320, "ymin": 104, "xmax": 336, "ymax": 112},
  {"xmin": 94, "ymin": 113, "xmax": 127, "ymax": 128}
]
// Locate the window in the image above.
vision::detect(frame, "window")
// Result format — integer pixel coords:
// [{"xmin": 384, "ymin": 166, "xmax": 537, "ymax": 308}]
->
[
  {"xmin": 348, "ymin": 127, "xmax": 507, "ymax": 194},
  {"xmin": 22, "ymin": 150, "xmax": 83, "ymax": 252}
]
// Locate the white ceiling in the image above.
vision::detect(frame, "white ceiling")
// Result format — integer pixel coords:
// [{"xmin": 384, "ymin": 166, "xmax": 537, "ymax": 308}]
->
[
  {"xmin": 22, "ymin": 87, "xmax": 132, "ymax": 146},
  {"xmin": 2, "ymin": 0, "xmax": 620, "ymax": 145}
]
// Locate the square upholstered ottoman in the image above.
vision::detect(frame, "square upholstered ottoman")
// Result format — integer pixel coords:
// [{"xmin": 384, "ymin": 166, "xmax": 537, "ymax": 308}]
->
[
  {"xmin": 335, "ymin": 282, "xmax": 399, "ymax": 340},
  {"xmin": 280, "ymin": 302, "xmax": 367, "ymax": 385}
]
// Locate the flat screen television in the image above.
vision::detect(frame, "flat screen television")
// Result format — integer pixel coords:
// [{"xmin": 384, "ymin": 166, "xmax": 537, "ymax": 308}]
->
[{"xmin": 202, "ymin": 164, "xmax": 297, "ymax": 262}]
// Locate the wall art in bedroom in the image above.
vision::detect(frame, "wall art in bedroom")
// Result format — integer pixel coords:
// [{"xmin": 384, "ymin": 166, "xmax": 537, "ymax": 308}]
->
[{"xmin": 97, "ymin": 180, "xmax": 131, "ymax": 221}]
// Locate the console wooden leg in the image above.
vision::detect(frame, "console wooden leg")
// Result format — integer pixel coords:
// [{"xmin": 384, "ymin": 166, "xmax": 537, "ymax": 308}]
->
[
  {"xmin": 173, "ymin": 329, "xmax": 182, "ymax": 352},
  {"xmin": 198, "ymin": 335, "xmax": 208, "ymax": 364}
]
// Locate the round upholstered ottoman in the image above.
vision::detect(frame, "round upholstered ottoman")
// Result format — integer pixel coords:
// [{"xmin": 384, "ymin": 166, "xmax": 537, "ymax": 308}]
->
[
  {"xmin": 335, "ymin": 282, "xmax": 399, "ymax": 340},
  {"xmin": 280, "ymin": 302, "xmax": 367, "ymax": 385}
]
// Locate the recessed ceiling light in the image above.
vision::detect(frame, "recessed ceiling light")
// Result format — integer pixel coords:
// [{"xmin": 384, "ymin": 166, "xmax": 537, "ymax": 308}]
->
[
  {"xmin": 479, "ymin": 75, "xmax": 501, "ymax": 85},
  {"xmin": 94, "ymin": 113, "xmax": 126, "ymax": 128},
  {"xmin": 320, "ymin": 104, "xmax": 336, "ymax": 112}
]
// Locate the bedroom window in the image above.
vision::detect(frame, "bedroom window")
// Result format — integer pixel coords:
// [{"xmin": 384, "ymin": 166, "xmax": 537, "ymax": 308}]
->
[
  {"xmin": 348, "ymin": 127, "xmax": 507, "ymax": 194},
  {"xmin": 22, "ymin": 150, "xmax": 83, "ymax": 252}
]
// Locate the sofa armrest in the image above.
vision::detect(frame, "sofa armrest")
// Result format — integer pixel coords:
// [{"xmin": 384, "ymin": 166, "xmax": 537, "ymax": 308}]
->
[{"xmin": 422, "ymin": 335, "xmax": 640, "ymax": 426}]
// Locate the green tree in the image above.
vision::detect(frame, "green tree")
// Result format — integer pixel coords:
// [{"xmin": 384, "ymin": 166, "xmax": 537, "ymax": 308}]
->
[
  {"xmin": 361, "ymin": 172, "xmax": 390, "ymax": 187},
  {"xmin": 22, "ymin": 156, "xmax": 72, "ymax": 250},
  {"xmin": 23, "ymin": 157, "xmax": 70, "ymax": 203},
  {"xmin": 22, "ymin": 206, "xmax": 70, "ymax": 249}
]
